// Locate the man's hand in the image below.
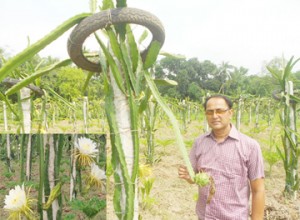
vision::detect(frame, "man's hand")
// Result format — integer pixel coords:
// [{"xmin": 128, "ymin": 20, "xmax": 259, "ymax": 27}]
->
[{"xmin": 178, "ymin": 165, "xmax": 194, "ymax": 184}]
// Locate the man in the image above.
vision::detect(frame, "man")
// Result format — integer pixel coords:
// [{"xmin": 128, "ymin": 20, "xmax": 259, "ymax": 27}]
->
[{"xmin": 178, "ymin": 95, "xmax": 265, "ymax": 220}]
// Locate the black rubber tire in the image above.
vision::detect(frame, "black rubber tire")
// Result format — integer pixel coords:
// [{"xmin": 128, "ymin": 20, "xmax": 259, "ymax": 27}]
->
[{"xmin": 67, "ymin": 7, "xmax": 165, "ymax": 72}]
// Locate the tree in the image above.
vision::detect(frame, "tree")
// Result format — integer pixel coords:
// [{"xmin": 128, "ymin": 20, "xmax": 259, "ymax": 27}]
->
[
  {"xmin": 216, "ymin": 62, "xmax": 234, "ymax": 93},
  {"xmin": 45, "ymin": 66, "xmax": 86, "ymax": 102},
  {"xmin": 155, "ymin": 56, "xmax": 185, "ymax": 80},
  {"xmin": 224, "ymin": 66, "xmax": 248, "ymax": 95},
  {"xmin": 245, "ymin": 75, "xmax": 274, "ymax": 97},
  {"xmin": 198, "ymin": 60, "xmax": 218, "ymax": 89},
  {"xmin": 187, "ymin": 82, "xmax": 202, "ymax": 101}
]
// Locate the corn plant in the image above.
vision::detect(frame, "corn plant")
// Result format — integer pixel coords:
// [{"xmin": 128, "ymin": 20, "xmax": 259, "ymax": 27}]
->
[{"xmin": 268, "ymin": 56, "xmax": 300, "ymax": 199}]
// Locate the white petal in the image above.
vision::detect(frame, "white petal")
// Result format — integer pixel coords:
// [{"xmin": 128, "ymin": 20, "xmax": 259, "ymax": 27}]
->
[
  {"xmin": 4, "ymin": 184, "xmax": 27, "ymax": 211},
  {"xmin": 77, "ymin": 137, "xmax": 99, "ymax": 156},
  {"xmin": 91, "ymin": 163, "xmax": 106, "ymax": 180}
]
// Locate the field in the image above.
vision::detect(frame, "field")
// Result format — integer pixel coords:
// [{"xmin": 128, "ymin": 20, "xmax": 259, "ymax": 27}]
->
[{"xmin": 0, "ymin": 112, "xmax": 299, "ymax": 219}]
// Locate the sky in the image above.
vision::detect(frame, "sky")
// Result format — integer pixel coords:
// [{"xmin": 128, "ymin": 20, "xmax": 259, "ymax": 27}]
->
[{"xmin": 1, "ymin": 0, "xmax": 300, "ymax": 74}]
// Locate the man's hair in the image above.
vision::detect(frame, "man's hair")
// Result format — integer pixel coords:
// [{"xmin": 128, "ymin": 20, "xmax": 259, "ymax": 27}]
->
[{"xmin": 203, "ymin": 95, "xmax": 233, "ymax": 110}]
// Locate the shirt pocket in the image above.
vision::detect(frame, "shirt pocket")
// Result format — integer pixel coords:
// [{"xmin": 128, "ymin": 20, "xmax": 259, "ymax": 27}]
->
[{"xmin": 220, "ymin": 144, "xmax": 248, "ymax": 177}]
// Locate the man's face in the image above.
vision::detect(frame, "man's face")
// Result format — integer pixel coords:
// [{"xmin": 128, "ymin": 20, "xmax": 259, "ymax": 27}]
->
[{"xmin": 205, "ymin": 97, "xmax": 233, "ymax": 131}]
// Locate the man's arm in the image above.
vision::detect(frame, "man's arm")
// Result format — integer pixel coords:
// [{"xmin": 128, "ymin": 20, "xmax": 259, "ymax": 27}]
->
[
  {"xmin": 178, "ymin": 165, "xmax": 194, "ymax": 184},
  {"xmin": 250, "ymin": 178, "xmax": 265, "ymax": 220}
]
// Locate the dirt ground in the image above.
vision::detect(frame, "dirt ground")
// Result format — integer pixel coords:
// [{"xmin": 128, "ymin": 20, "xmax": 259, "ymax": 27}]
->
[{"xmin": 107, "ymin": 121, "xmax": 300, "ymax": 220}]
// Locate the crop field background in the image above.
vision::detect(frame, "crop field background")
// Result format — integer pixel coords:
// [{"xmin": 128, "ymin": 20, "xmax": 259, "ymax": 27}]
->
[{"xmin": 0, "ymin": 100, "xmax": 299, "ymax": 219}]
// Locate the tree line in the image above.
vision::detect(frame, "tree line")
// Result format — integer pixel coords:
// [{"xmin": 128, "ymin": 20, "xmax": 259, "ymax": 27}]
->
[{"xmin": 154, "ymin": 56, "xmax": 300, "ymax": 101}]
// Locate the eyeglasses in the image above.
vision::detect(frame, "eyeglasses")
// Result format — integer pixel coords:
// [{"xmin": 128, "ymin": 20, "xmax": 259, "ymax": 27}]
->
[{"xmin": 205, "ymin": 108, "xmax": 230, "ymax": 116}]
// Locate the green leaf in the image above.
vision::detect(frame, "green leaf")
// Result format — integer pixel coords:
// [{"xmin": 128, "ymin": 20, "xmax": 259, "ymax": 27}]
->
[
  {"xmin": 138, "ymin": 30, "xmax": 149, "ymax": 45},
  {"xmin": 284, "ymin": 128, "xmax": 298, "ymax": 150},
  {"xmin": 126, "ymin": 25, "xmax": 139, "ymax": 73},
  {"xmin": 45, "ymin": 86, "xmax": 76, "ymax": 111},
  {"xmin": 290, "ymin": 94, "xmax": 300, "ymax": 103},
  {"xmin": 116, "ymin": 0, "xmax": 127, "ymax": 7},
  {"xmin": 143, "ymin": 41, "xmax": 162, "ymax": 69},
  {"xmin": 139, "ymin": 88, "xmax": 151, "ymax": 113},
  {"xmin": 127, "ymin": 89, "xmax": 140, "ymax": 182},
  {"xmin": 35, "ymin": 59, "xmax": 46, "ymax": 72},
  {"xmin": 0, "ymin": 13, "xmax": 91, "ymax": 82},
  {"xmin": 283, "ymin": 56, "xmax": 294, "ymax": 81},
  {"xmin": 5, "ymin": 59, "xmax": 72, "ymax": 96},
  {"xmin": 120, "ymin": 41, "xmax": 136, "ymax": 93},
  {"xmin": 107, "ymin": 29, "xmax": 123, "ymax": 61},
  {"xmin": 101, "ymin": 0, "xmax": 114, "ymax": 10},
  {"xmin": 276, "ymin": 144, "xmax": 285, "ymax": 164},
  {"xmin": 267, "ymin": 66, "xmax": 283, "ymax": 88},
  {"xmin": 82, "ymin": 71, "xmax": 95, "ymax": 95},
  {"xmin": 95, "ymin": 38, "xmax": 108, "ymax": 75},
  {"xmin": 0, "ymin": 92, "xmax": 20, "ymax": 119},
  {"xmin": 282, "ymin": 57, "xmax": 300, "ymax": 87},
  {"xmin": 154, "ymin": 79, "xmax": 178, "ymax": 86},
  {"xmin": 144, "ymin": 70, "xmax": 195, "ymax": 180},
  {"xmin": 95, "ymin": 33, "xmax": 126, "ymax": 94}
]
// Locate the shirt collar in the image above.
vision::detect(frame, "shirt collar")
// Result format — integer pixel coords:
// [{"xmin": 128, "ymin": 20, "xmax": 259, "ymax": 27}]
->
[
  {"xmin": 228, "ymin": 124, "xmax": 240, "ymax": 140},
  {"xmin": 205, "ymin": 124, "xmax": 240, "ymax": 141}
]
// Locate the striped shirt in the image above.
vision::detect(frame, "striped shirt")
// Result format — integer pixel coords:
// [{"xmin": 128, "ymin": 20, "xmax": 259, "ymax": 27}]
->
[{"xmin": 190, "ymin": 125, "xmax": 264, "ymax": 220}]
